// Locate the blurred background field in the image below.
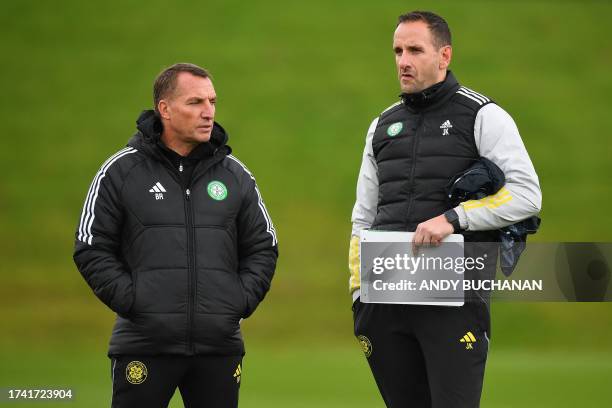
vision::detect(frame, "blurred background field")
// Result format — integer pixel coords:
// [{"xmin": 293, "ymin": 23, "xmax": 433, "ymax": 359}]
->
[{"xmin": 1, "ymin": 0, "xmax": 611, "ymax": 406}]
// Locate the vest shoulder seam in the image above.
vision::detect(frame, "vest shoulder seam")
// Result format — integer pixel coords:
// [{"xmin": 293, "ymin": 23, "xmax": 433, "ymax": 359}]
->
[
  {"xmin": 379, "ymin": 101, "xmax": 403, "ymax": 118},
  {"xmin": 454, "ymin": 86, "xmax": 495, "ymax": 110}
]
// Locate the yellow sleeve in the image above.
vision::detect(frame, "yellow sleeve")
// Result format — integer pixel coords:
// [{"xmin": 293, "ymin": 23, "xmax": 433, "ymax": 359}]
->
[{"xmin": 348, "ymin": 235, "xmax": 361, "ymax": 293}]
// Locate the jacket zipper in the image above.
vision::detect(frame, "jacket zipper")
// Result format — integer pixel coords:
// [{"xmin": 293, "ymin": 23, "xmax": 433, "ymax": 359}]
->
[
  {"xmin": 156, "ymin": 156, "xmax": 194, "ymax": 354},
  {"xmin": 405, "ymin": 113, "xmax": 424, "ymax": 228},
  {"xmin": 182, "ymin": 150, "xmax": 224, "ymax": 355},
  {"xmin": 153, "ymin": 152, "xmax": 198, "ymax": 354},
  {"xmin": 184, "ymin": 187, "xmax": 195, "ymax": 354}
]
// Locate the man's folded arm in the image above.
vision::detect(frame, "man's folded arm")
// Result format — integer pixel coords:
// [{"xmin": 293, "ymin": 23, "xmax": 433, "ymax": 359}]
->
[{"xmin": 455, "ymin": 103, "xmax": 542, "ymax": 230}]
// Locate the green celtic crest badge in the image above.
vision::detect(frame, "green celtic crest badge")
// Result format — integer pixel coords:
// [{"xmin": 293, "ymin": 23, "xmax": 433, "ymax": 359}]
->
[
  {"xmin": 207, "ymin": 181, "xmax": 228, "ymax": 201},
  {"xmin": 387, "ymin": 122, "xmax": 403, "ymax": 137}
]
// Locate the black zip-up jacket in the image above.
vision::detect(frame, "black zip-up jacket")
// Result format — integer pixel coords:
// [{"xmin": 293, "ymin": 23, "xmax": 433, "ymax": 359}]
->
[{"xmin": 73, "ymin": 110, "xmax": 278, "ymax": 356}]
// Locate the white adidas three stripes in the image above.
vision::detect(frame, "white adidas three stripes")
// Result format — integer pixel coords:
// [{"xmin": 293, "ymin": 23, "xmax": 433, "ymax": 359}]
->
[
  {"xmin": 227, "ymin": 155, "xmax": 278, "ymax": 246},
  {"xmin": 77, "ymin": 147, "xmax": 138, "ymax": 245},
  {"xmin": 77, "ymin": 148, "xmax": 277, "ymax": 247},
  {"xmin": 456, "ymin": 86, "xmax": 490, "ymax": 105}
]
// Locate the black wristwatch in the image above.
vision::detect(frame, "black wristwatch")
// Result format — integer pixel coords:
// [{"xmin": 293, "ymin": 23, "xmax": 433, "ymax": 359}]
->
[{"xmin": 444, "ymin": 209, "xmax": 461, "ymax": 233}]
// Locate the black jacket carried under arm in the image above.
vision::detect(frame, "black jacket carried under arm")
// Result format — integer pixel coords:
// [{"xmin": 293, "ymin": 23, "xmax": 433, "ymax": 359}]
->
[{"xmin": 73, "ymin": 110, "xmax": 278, "ymax": 356}]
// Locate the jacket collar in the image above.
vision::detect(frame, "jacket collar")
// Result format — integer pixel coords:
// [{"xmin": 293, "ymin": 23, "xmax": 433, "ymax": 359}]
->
[
  {"xmin": 127, "ymin": 110, "xmax": 231, "ymax": 160},
  {"xmin": 400, "ymin": 70, "xmax": 460, "ymax": 112}
]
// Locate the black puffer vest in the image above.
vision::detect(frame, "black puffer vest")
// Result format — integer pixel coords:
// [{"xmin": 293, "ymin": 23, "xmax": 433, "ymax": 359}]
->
[{"xmin": 371, "ymin": 71, "xmax": 496, "ymax": 243}]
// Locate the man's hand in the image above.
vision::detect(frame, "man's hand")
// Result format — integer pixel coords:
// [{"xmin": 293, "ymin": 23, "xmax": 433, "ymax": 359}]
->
[{"xmin": 412, "ymin": 214, "xmax": 455, "ymax": 255}]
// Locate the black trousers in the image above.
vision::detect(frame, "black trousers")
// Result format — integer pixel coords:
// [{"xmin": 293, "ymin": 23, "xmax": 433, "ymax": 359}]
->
[
  {"xmin": 353, "ymin": 301, "xmax": 490, "ymax": 408},
  {"xmin": 110, "ymin": 354, "xmax": 243, "ymax": 408}
]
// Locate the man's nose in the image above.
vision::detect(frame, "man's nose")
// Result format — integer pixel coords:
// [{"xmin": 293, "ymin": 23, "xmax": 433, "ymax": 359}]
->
[
  {"xmin": 398, "ymin": 52, "xmax": 412, "ymax": 70},
  {"xmin": 201, "ymin": 101, "xmax": 215, "ymax": 118}
]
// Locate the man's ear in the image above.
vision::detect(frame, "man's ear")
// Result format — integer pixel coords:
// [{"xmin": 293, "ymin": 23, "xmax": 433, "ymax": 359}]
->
[
  {"xmin": 158, "ymin": 100, "xmax": 171, "ymax": 120},
  {"xmin": 439, "ymin": 45, "xmax": 452, "ymax": 70}
]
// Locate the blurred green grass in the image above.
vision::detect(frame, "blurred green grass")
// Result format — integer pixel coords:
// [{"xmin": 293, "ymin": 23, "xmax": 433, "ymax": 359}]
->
[
  {"xmin": 2, "ymin": 347, "xmax": 611, "ymax": 407},
  {"xmin": 1, "ymin": 0, "xmax": 612, "ymax": 405}
]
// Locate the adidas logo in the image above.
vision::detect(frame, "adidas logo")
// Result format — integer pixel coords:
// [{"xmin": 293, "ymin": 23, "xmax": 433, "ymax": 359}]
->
[
  {"xmin": 440, "ymin": 120, "xmax": 452, "ymax": 136},
  {"xmin": 233, "ymin": 363, "xmax": 242, "ymax": 383},
  {"xmin": 149, "ymin": 182, "xmax": 166, "ymax": 200},
  {"xmin": 459, "ymin": 331, "xmax": 477, "ymax": 349}
]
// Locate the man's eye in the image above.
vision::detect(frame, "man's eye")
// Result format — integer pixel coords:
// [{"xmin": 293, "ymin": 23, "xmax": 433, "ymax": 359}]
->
[{"xmin": 210, "ymin": 100, "xmax": 217, "ymax": 105}]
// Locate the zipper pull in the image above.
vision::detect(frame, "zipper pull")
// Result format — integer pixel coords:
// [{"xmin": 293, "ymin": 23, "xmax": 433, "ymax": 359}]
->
[
  {"xmin": 179, "ymin": 161, "xmax": 184, "ymax": 172},
  {"xmin": 186, "ymin": 189, "xmax": 191, "ymax": 200}
]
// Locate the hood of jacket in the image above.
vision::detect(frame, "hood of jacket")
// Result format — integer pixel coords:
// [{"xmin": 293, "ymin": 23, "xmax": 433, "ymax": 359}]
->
[{"xmin": 127, "ymin": 110, "xmax": 231, "ymax": 160}]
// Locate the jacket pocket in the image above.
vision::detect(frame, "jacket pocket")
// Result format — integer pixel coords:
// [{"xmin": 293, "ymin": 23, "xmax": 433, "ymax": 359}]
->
[
  {"xmin": 130, "ymin": 268, "xmax": 189, "ymax": 314},
  {"xmin": 125, "ymin": 270, "xmax": 138, "ymax": 317},
  {"xmin": 196, "ymin": 267, "xmax": 246, "ymax": 316}
]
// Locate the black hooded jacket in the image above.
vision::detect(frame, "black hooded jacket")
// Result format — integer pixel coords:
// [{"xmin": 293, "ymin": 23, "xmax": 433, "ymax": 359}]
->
[{"xmin": 73, "ymin": 110, "xmax": 278, "ymax": 356}]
